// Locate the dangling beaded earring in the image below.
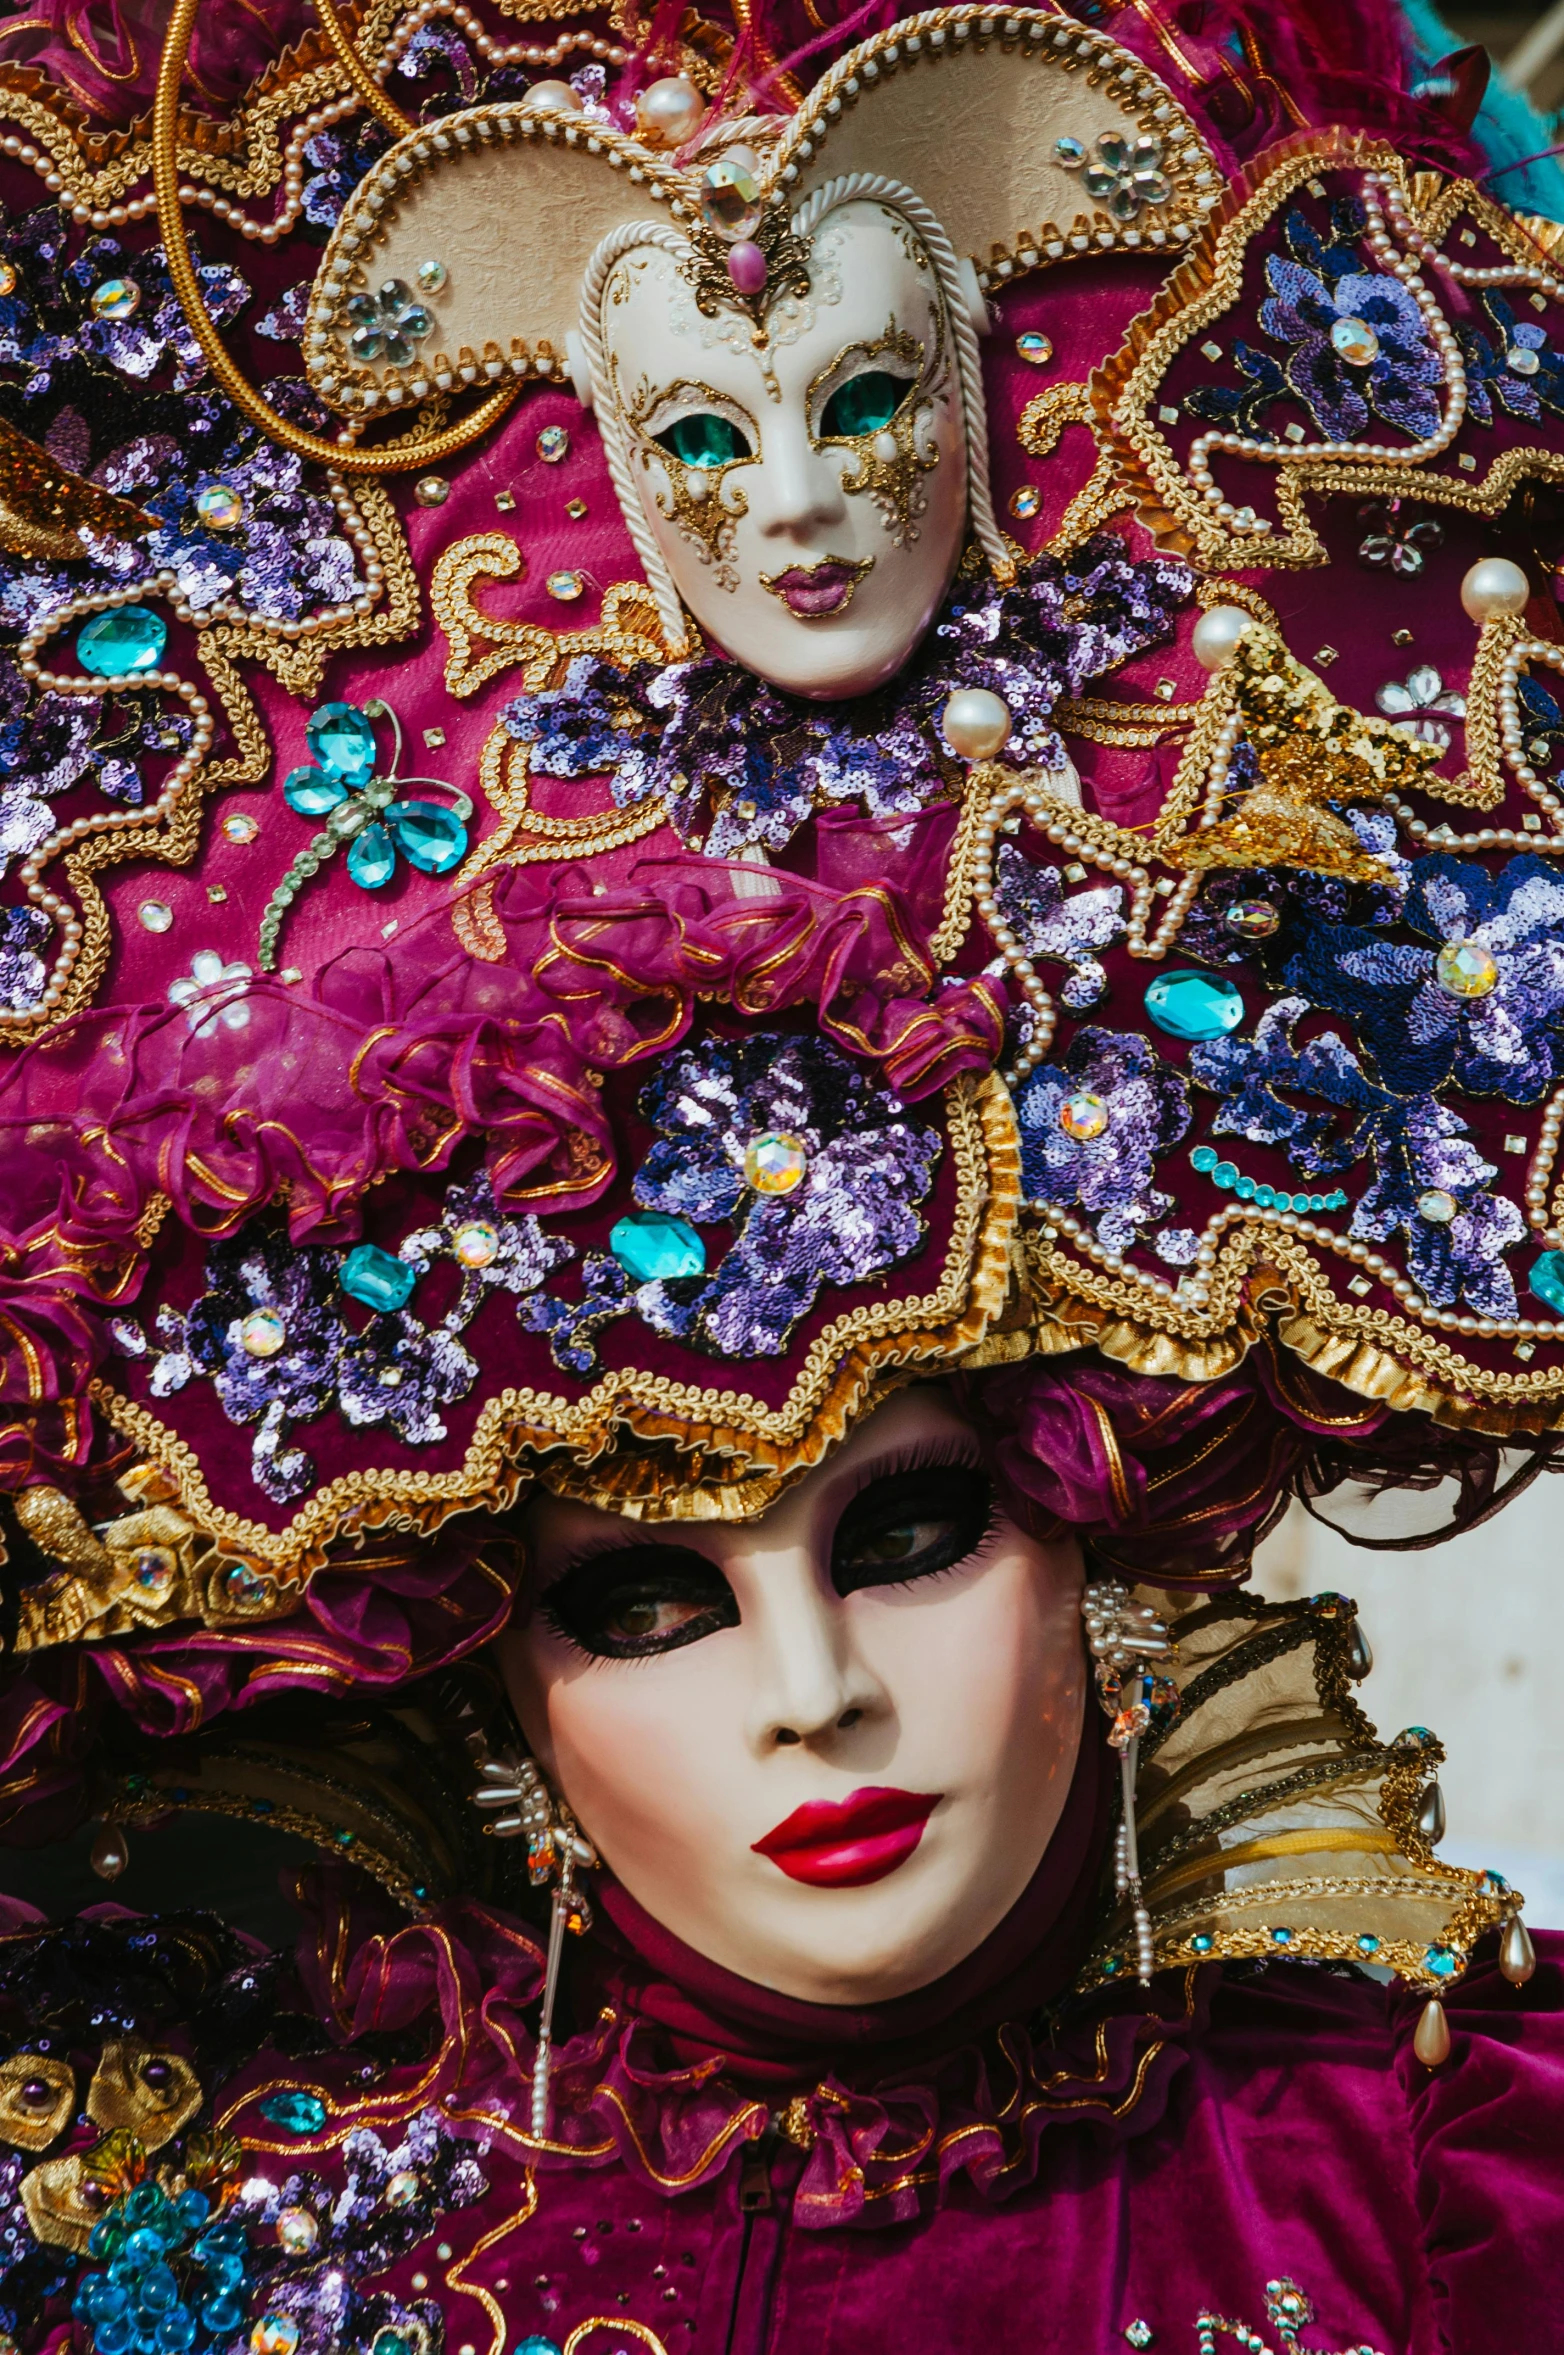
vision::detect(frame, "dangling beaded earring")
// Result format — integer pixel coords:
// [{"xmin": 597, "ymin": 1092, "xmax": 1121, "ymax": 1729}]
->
[
  {"xmin": 1081, "ymin": 1577, "xmax": 1175, "ymax": 1988},
  {"xmin": 471, "ymin": 1749, "xmax": 599, "ymax": 2137}
]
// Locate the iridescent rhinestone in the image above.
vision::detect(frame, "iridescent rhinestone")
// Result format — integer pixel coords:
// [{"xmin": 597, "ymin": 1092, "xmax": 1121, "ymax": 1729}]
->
[
  {"xmin": 195, "ymin": 482, "xmax": 244, "ymax": 529},
  {"xmin": 1222, "ymin": 896, "xmax": 1279, "ymax": 939},
  {"xmin": 414, "ymin": 475, "xmax": 450, "ymax": 507},
  {"xmin": 275, "ymin": 2209, "xmax": 318, "ymax": 2254},
  {"xmin": 1009, "ymin": 485, "xmax": 1042, "ymax": 519},
  {"xmin": 129, "ymin": 1545, "xmax": 176, "ymax": 1601},
  {"xmin": 225, "ymin": 1561, "xmax": 272, "ymax": 1606},
  {"xmin": 1124, "ymin": 2326, "xmax": 1155, "ymax": 2351},
  {"xmin": 415, "ymin": 258, "xmax": 448, "ymax": 294},
  {"xmin": 547, "ymin": 570, "xmax": 584, "ymax": 601},
  {"xmin": 1015, "ymin": 331, "xmax": 1054, "ymax": 365},
  {"xmin": 1417, "ymin": 1187, "xmax": 1458, "ymax": 1224},
  {"xmin": 1434, "ymin": 936, "xmax": 1499, "ymax": 998},
  {"xmin": 1054, "ymin": 136, "xmax": 1086, "ymax": 165},
  {"xmin": 0, "ymin": 262, "xmax": 16, "ymax": 296},
  {"xmin": 91, "ymin": 276, "xmax": 141, "ymax": 320},
  {"xmin": 222, "ymin": 811, "xmax": 259, "ymax": 843},
  {"xmin": 1508, "ymin": 345, "xmax": 1541, "ymax": 376},
  {"xmin": 744, "ymin": 1130, "xmax": 808, "ymax": 1194},
  {"xmin": 78, "ymin": 604, "xmax": 167, "ymax": 676},
  {"xmin": 451, "ymin": 1219, "xmax": 500, "ymax": 1269},
  {"xmin": 138, "ymin": 900, "xmax": 173, "ymax": 933},
  {"xmin": 699, "ymin": 151, "xmax": 762, "ymax": 239},
  {"xmin": 536, "ymin": 425, "xmax": 570, "ymax": 464},
  {"xmin": 384, "ymin": 2169, "xmax": 421, "ymax": 2208},
  {"xmin": 610, "ymin": 1211, "xmax": 707, "ymax": 1282},
  {"xmin": 1330, "ymin": 315, "xmax": 1379, "ymax": 366},
  {"xmin": 239, "ymin": 1307, "xmax": 287, "ymax": 1358},
  {"xmin": 1143, "ymin": 969, "xmax": 1244, "ymax": 1041},
  {"xmin": 1059, "ymin": 1090, "xmax": 1109, "ymax": 1141},
  {"xmin": 250, "ymin": 2316, "xmax": 301, "ymax": 2355},
  {"xmin": 566, "ymin": 498, "xmax": 587, "ymax": 519}
]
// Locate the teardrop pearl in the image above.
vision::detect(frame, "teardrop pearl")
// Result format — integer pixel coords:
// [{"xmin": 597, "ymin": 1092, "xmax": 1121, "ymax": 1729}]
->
[
  {"xmin": 1501, "ymin": 1914, "xmax": 1538, "ymax": 1986},
  {"xmin": 1413, "ymin": 1996, "xmax": 1451, "ymax": 2067},
  {"xmin": 89, "ymin": 1822, "xmax": 129, "ymax": 1881},
  {"xmin": 1416, "ymin": 1780, "xmax": 1446, "ymax": 1843},
  {"xmin": 1347, "ymin": 1623, "xmax": 1373, "ymax": 1679}
]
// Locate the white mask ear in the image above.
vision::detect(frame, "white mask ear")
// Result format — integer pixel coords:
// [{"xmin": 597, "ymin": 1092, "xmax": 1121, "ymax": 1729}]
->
[
  {"xmin": 955, "ymin": 256, "xmax": 990, "ymax": 340},
  {"xmin": 566, "ymin": 330, "xmax": 595, "ymax": 409}
]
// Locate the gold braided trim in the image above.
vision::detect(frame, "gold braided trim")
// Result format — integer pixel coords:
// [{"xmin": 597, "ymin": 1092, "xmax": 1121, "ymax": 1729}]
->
[
  {"xmin": 1014, "ymin": 379, "xmax": 1135, "ymax": 554},
  {"xmin": 432, "ymin": 535, "xmax": 671, "ymax": 702},
  {"xmin": 88, "ymin": 1075, "xmax": 1020, "ymax": 1574},
  {"xmin": 1091, "ymin": 130, "xmax": 1564, "ymax": 569}
]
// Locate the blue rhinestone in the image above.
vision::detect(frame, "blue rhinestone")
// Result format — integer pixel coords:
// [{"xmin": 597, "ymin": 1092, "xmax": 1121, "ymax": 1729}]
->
[
  {"xmin": 1191, "ymin": 1933, "xmax": 1214, "ymax": 1954},
  {"xmin": 512, "ymin": 2342, "xmax": 563, "ymax": 2355},
  {"xmin": 346, "ymin": 819, "xmax": 397, "ymax": 889},
  {"xmin": 1309, "ymin": 1194, "xmax": 1326, "ymax": 1212},
  {"xmin": 283, "ymin": 764, "xmax": 348, "ymax": 816},
  {"xmin": 96, "ymin": 2320, "xmax": 136, "ymax": 2355},
  {"xmin": 1101, "ymin": 1955, "xmax": 1120, "ymax": 1975},
  {"xmin": 1270, "ymin": 1925, "xmax": 1294, "ymax": 1946},
  {"xmin": 1253, "ymin": 1185, "xmax": 1276, "ymax": 1208},
  {"xmin": 1327, "ymin": 1189, "xmax": 1348, "ymax": 1211},
  {"xmin": 1143, "ymin": 969, "xmax": 1245, "ymax": 1041},
  {"xmin": 339, "ymin": 1244, "xmax": 416, "ymax": 1314},
  {"xmin": 306, "ymin": 700, "xmax": 378, "ymax": 785},
  {"xmin": 1212, "ymin": 1161, "xmax": 1238, "ymax": 1189},
  {"xmin": 1190, "ymin": 1146, "xmax": 1217, "ymax": 1173},
  {"xmin": 1357, "ymin": 1933, "xmax": 1380, "ymax": 1955},
  {"xmin": 610, "ymin": 1211, "xmax": 706, "ymax": 1282},
  {"xmin": 77, "ymin": 606, "xmax": 167, "ymax": 677},
  {"xmin": 1424, "ymin": 1942, "xmax": 1460, "ymax": 1978},
  {"xmin": 1235, "ymin": 1175, "xmax": 1257, "ymax": 1201},
  {"xmin": 257, "ymin": 2090, "xmax": 327, "ymax": 2135},
  {"xmin": 387, "ymin": 799, "xmax": 468, "ymax": 874},
  {"xmin": 1529, "ymin": 1249, "xmax": 1564, "ymax": 1314}
]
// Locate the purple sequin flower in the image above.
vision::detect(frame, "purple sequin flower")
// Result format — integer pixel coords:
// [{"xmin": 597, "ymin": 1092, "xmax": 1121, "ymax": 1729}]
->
[
  {"xmin": 1257, "ymin": 210, "xmax": 1443, "ymax": 444},
  {"xmin": 1458, "ymin": 291, "xmax": 1564, "ymax": 427},
  {"xmin": 1016, "ymin": 1027, "xmax": 1191, "ymax": 1253},
  {"xmin": 1284, "ymin": 852, "xmax": 1564, "ymax": 1103},
  {"xmin": 1192, "ymin": 996, "xmax": 1526, "ymax": 1315},
  {"xmin": 501, "ymin": 538, "xmax": 1193, "ymax": 858},
  {"xmin": 992, "ymin": 841, "xmax": 1125, "ymax": 1009}
]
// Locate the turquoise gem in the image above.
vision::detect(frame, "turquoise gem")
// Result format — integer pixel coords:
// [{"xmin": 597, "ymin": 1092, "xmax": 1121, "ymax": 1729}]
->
[
  {"xmin": 258, "ymin": 2091, "xmax": 327, "ymax": 2135},
  {"xmin": 1270, "ymin": 1926, "xmax": 1294, "ymax": 1946},
  {"xmin": 1530, "ymin": 1249, "xmax": 1564, "ymax": 1313},
  {"xmin": 610, "ymin": 1211, "xmax": 706, "ymax": 1282},
  {"xmin": 1143, "ymin": 969, "xmax": 1245, "ymax": 1041},
  {"xmin": 1424, "ymin": 1943, "xmax": 1460, "ymax": 1978},
  {"xmin": 387, "ymin": 799, "xmax": 468, "ymax": 874},
  {"xmin": 77, "ymin": 605, "xmax": 167, "ymax": 677},
  {"xmin": 346, "ymin": 819, "xmax": 397, "ymax": 889},
  {"xmin": 284, "ymin": 764, "xmax": 348, "ymax": 816},
  {"xmin": 1235, "ymin": 1175, "xmax": 1256, "ymax": 1201},
  {"xmin": 1213, "ymin": 1161, "xmax": 1237, "ymax": 1189},
  {"xmin": 1253, "ymin": 1185, "xmax": 1275, "ymax": 1208},
  {"xmin": 1191, "ymin": 1933, "xmax": 1214, "ymax": 1954},
  {"xmin": 1190, "ymin": 1146, "xmax": 1217, "ymax": 1173},
  {"xmin": 656, "ymin": 412, "xmax": 749, "ymax": 469},
  {"xmin": 306, "ymin": 700, "xmax": 378, "ymax": 786},
  {"xmin": 1357, "ymin": 1933, "xmax": 1380, "ymax": 1955},
  {"xmin": 339, "ymin": 1244, "xmax": 416, "ymax": 1313},
  {"xmin": 821, "ymin": 368, "xmax": 905, "ymax": 438},
  {"xmin": 512, "ymin": 2341, "xmax": 564, "ymax": 2355}
]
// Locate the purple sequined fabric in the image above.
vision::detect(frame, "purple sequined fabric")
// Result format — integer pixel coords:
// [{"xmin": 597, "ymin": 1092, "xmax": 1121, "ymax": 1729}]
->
[{"xmin": 1016, "ymin": 1027, "xmax": 1192, "ymax": 1254}]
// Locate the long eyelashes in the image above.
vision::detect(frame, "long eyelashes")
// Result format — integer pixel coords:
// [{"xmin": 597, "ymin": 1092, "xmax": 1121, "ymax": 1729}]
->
[{"xmin": 539, "ymin": 1542, "xmax": 738, "ymax": 1663}]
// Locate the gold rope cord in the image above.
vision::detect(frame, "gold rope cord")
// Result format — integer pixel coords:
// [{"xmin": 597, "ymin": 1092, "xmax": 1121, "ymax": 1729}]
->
[{"xmin": 314, "ymin": 0, "xmax": 415, "ymax": 135}]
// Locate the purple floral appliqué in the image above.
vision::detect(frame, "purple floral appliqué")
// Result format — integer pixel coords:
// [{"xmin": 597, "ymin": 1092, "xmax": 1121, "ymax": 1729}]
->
[
  {"xmin": 1015, "ymin": 1027, "xmax": 1191, "ymax": 1253},
  {"xmin": 991, "ymin": 841, "xmax": 1125, "ymax": 1010}
]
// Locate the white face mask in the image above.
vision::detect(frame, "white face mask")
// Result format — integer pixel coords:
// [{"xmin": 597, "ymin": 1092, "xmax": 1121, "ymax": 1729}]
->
[{"xmin": 600, "ymin": 201, "xmax": 971, "ymax": 701}]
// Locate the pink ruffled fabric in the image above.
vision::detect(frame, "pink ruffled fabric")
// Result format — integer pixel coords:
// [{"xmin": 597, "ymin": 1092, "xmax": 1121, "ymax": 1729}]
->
[{"xmin": 0, "ymin": 0, "xmax": 314, "ymax": 125}]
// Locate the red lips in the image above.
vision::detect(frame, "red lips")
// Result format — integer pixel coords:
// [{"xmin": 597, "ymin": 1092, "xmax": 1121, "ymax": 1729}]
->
[{"xmin": 752, "ymin": 1786, "xmax": 940, "ymax": 1887}]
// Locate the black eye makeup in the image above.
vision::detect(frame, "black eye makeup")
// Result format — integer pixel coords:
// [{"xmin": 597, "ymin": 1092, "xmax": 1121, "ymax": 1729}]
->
[
  {"xmin": 830, "ymin": 1458, "xmax": 999, "ymax": 1597},
  {"xmin": 539, "ymin": 1543, "xmax": 740, "ymax": 1662}
]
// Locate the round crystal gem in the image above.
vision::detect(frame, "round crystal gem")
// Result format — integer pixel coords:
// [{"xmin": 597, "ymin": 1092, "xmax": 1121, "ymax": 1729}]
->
[
  {"xmin": 251, "ymin": 2318, "xmax": 301, "ymax": 2355},
  {"xmin": 536, "ymin": 425, "xmax": 570, "ymax": 464},
  {"xmin": 1508, "ymin": 345, "xmax": 1541, "ymax": 376},
  {"xmin": 744, "ymin": 1130, "xmax": 808, "ymax": 1194},
  {"xmin": 1330, "ymin": 315, "xmax": 1379, "ymax": 366},
  {"xmin": 222, "ymin": 811, "xmax": 259, "ymax": 843},
  {"xmin": 129, "ymin": 1545, "xmax": 176, "ymax": 1601},
  {"xmin": 1143, "ymin": 969, "xmax": 1245, "ymax": 1041},
  {"xmin": 546, "ymin": 570, "xmax": 584, "ymax": 601},
  {"xmin": 195, "ymin": 482, "xmax": 244, "ymax": 529},
  {"xmin": 275, "ymin": 2209, "xmax": 318, "ymax": 2254},
  {"xmin": 415, "ymin": 258, "xmax": 448, "ymax": 294},
  {"xmin": 1434, "ymin": 937, "xmax": 1499, "ymax": 998},
  {"xmin": 78, "ymin": 604, "xmax": 167, "ymax": 676},
  {"xmin": 239, "ymin": 1307, "xmax": 287, "ymax": 1358},
  {"xmin": 1417, "ymin": 1187, "xmax": 1458, "ymax": 1224},
  {"xmin": 1223, "ymin": 896, "xmax": 1280, "ymax": 939},
  {"xmin": 414, "ymin": 474, "xmax": 449, "ymax": 507},
  {"xmin": 699, "ymin": 152, "xmax": 762, "ymax": 240},
  {"xmin": 1054, "ymin": 136, "xmax": 1086, "ymax": 165},
  {"xmin": 137, "ymin": 900, "xmax": 173, "ymax": 933},
  {"xmin": 1010, "ymin": 485, "xmax": 1042, "ymax": 519},
  {"xmin": 91, "ymin": 276, "xmax": 141, "ymax": 320},
  {"xmin": 1059, "ymin": 1090, "xmax": 1109, "ymax": 1141},
  {"xmin": 0, "ymin": 262, "xmax": 16, "ymax": 296},
  {"xmin": 452, "ymin": 1219, "xmax": 500, "ymax": 1269},
  {"xmin": 1015, "ymin": 331, "xmax": 1053, "ymax": 365}
]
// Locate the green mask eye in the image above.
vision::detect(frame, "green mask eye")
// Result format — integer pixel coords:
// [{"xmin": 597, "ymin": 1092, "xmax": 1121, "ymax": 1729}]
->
[
  {"xmin": 653, "ymin": 412, "xmax": 750, "ymax": 468},
  {"xmin": 821, "ymin": 369, "xmax": 910, "ymax": 439}
]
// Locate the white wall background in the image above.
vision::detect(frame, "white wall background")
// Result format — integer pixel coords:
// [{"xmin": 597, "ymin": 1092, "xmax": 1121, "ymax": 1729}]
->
[{"xmin": 1252, "ymin": 1473, "xmax": 1564, "ymax": 1923}]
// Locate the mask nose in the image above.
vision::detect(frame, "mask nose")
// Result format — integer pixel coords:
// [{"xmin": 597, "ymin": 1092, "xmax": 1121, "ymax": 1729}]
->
[{"xmin": 750, "ymin": 415, "xmax": 849, "ymax": 545}]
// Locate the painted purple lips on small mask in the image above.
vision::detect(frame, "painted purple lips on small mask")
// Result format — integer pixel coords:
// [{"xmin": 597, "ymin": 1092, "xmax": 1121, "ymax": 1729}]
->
[{"xmin": 760, "ymin": 556, "xmax": 874, "ymax": 618}]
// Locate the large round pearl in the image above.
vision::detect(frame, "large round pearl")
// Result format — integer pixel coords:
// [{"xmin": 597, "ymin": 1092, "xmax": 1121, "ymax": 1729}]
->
[
  {"xmin": 635, "ymin": 74, "xmax": 706, "ymax": 146},
  {"xmin": 521, "ymin": 80, "xmax": 583, "ymax": 113},
  {"xmin": 1192, "ymin": 604, "xmax": 1252, "ymax": 670},
  {"xmin": 941, "ymin": 688, "xmax": 1012, "ymax": 761},
  {"xmin": 1460, "ymin": 556, "xmax": 1530, "ymax": 622}
]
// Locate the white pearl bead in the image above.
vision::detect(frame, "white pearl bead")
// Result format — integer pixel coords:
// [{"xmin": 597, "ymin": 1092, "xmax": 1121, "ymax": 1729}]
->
[
  {"xmin": 941, "ymin": 688, "xmax": 1012, "ymax": 761},
  {"xmin": 520, "ymin": 80, "xmax": 583, "ymax": 111},
  {"xmin": 634, "ymin": 74, "xmax": 705, "ymax": 146},
  {"xmin": 1461, "ymin": 556, "xmax": 1530, "ymax": 622},
  {"xmin": 1192, "ymin": 604, "xmax": 1252, "ymax": 670}
]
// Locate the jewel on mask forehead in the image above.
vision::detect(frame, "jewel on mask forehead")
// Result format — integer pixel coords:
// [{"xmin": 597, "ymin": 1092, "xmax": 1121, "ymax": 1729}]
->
[
  {"xmin": 1223, "ymin": 896, "xmax": 1279, "ymax": 938},
  {"xmin": 744, "ymin": 1130, "xmax": 808, "ymax": 1194},
  {"xmin": 129, "ymin": 1545, "xmax": 176, "ymax": 1600},
  {"xmin": 699, "ymin": 150, "xmax": 762, "ymax": 240},
  {"xmin": 1434, "ymin": 937, "xmax": 1499, "ymax": 998}
]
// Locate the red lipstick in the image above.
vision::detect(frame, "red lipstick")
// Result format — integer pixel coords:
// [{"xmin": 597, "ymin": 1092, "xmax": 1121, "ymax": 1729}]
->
[{"xmin": 752, "ymin": 1786, "xmax": 940, "ymax": 1888}]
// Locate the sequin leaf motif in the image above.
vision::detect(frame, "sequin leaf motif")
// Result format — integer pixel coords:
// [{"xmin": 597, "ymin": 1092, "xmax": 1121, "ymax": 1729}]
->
[
  {"xmin": 993, "ymin": 842, "xmax": 1126, "ymax": 1010},
  {"xmin": 1016, "ymin": 1027, "xmax": 1192, "ymax": 1252},
  {"xmin": 1457, "ymin": 290, "xmax": 1564, "ymax": 428},
  {"xmin": 1283, "ymin": 851, "xmax": 1564, "ymax": 1103},
  {"xmin": 1187, "ymin": 199, "xmax": 1441, "ymax": 446},
  {"xmin": 1192, "ymin": 996, "xmax": 1526, "ymax": 1315},
  {"xmin": 1171, "ymin": 627, "xmax": 1440, "ymax": 880},
  {"xmin": 149, "ymin": 1183, "xmax": 571, "ymax": 1502},
  {"xmin": 519, "ymin": 1033, "xmax": 941, "ymax": 1370},
  {"xmin": 502, "ymin": 538, "xmax": 1193, "ymax": 860}
]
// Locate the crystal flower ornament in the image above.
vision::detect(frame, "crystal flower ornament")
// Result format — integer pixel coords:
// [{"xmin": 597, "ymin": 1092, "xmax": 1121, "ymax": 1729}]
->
[{"xmin": 342, "ymin": 277, "xmax": 435, "ymax": 367}]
